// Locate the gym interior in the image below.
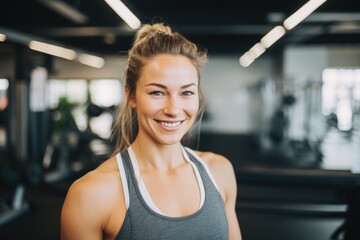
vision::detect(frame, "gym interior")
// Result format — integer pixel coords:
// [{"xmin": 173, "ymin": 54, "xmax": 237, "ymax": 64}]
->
[{"xmin": 1, "ymin": 1, "xmax": 360, "ymax": 239}]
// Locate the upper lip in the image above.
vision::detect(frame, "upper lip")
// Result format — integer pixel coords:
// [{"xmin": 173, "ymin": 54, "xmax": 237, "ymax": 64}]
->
[{"xmin": 155, "ymin": 119, "xmax": 185, "ymax": 123}]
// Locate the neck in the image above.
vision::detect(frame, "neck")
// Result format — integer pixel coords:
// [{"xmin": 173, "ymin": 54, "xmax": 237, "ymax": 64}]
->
[{"xmin": 130, "ymin": 138, "xmax": 185, "ymax": 172}]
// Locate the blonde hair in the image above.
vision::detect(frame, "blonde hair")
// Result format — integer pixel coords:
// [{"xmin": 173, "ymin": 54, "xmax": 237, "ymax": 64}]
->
[{"xmin": 111, "ymin": 23, "xmax": 208, "ymax": 153}]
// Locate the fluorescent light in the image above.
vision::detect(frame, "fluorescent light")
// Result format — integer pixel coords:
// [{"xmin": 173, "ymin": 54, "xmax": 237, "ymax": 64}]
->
[
  {"xmin": 239, "ymin": 0, "xmax": 327, "ymax": 67},
  {"xmin": 0, "ymin": 79, "xmax": 9, "ymax": 91},
  {"xmin": 248, "ymin": 43, "xmax": 266, "ymax": 59},
  {"xmin": 104, "ymin": 0, "xmax": 141, "ymax": 30},
  {"xmin": 284, "ymin": 0, "xmax": 327, "ymax": 30},
  {"xmin": 269, "ymin": 12, "xmax": 360, "ymax": 23},
  {"xmin": 37, "ymin": 0, "xmax": 88, "ymax": 24},
  {"xmin": 330, "ymin": 22, "xmax": 360, "ymax": 33},
  {"xmin": 29, "ymin": 40, "xmax": 77, "ymax": 60},
  {"xmin": 239, "ymin": 52, "xmax": 255, "ymax": 67},
  {"xmin": 1, "ymin": 26, "xmax": 105, "ymax": 68},
  {"xmin": 260, "ymin": 26, "xmax": 286, "ymax": 48},
  {"xmin": 79, "ymin": 54, "xmax": 105, "ymax": 68},
  {"xmin": 0, "ymin": 33, "xmax": 6, "ymax": 42}
]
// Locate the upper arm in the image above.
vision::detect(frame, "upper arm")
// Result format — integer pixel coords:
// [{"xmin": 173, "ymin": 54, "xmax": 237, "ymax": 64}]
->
[
  {"xmin": 221, "ymin": 159, "xmax": 242, "ymax": 240},
  {"xmin": 60, "ymin": 177, "xmax": 104, "ymax": 240},
  {"xmin": 200, "ymin": 152, "xmax": 242, "ymax": 240}
]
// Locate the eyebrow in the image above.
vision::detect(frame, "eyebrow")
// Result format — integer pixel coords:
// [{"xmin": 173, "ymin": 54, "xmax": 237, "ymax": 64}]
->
[{"xmin": 144, "ymin": 83, "xmax": 197, "ymax": 89}]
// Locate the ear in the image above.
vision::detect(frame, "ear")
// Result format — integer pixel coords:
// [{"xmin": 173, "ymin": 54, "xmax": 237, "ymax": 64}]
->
[{"xmin": 126, "ymin": 86, "xmax": 137, "ymax": 108}]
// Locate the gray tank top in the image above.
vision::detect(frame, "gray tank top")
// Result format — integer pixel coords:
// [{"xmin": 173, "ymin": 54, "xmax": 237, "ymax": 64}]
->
[{"xmin": 114, "ymin": 148, "xmax": 229, "ymax": 240}]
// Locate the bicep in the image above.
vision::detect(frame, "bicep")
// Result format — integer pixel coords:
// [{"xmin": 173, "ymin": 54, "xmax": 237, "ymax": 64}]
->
[
  {"xmin": 60, "ymin": 183, "xmax": 103, "ymax": 240},
  {"xmin": 226, "ymin": 205, "xmax": 242, "ymax": 240}
]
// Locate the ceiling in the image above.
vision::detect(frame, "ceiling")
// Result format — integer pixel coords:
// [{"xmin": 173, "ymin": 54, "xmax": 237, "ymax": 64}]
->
[{"xmin": 1, "ymin": 0, "xmax": 360, "ymax": 56}]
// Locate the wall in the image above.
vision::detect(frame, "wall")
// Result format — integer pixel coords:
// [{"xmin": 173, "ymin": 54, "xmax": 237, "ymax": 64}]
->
[
  {"xmin": 201, "ymin": 55, "xmax": 275, "ymax": 133},
  {"xmin": 328, "ymin": 47, "xmax": 360, "ymax": 67},
  {"xmin": 49, "ymin": 55, "xmax": 127, "ymax": 80}
]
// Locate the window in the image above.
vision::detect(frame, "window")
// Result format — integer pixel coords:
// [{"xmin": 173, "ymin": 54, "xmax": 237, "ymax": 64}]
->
[
  {"xmin": 47, "ymin": 79, "xmax": 122, "ymax": 139},
  {"xmin": 322, "ymin": 68, "xmax": 360, "ymax": 131}
]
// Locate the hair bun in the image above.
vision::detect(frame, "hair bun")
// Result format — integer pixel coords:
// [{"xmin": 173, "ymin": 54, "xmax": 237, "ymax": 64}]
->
[{"xmin": 134, "ymin": 23, "xmax": 172, "ymax": 45}]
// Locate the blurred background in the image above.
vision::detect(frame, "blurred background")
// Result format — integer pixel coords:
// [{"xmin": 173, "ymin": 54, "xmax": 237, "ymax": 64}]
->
[{"xmin": 1, "ymin": 0, "xmax": 360, "ymax": 239}]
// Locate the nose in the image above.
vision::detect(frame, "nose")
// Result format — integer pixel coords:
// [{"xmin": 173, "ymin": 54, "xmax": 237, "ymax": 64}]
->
[{"xmin": 163, "ymin": 96, "xmax": 181, "ymax": 116}]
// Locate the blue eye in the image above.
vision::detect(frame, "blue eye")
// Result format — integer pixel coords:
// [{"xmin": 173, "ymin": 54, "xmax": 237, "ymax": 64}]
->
[
  {"xmin": 182, "ymin": 91, "xmax": 194, "ymax": 96},
  {"xmin": 150, "ymin": 91, "xmax": 164, "ymax": 96}
]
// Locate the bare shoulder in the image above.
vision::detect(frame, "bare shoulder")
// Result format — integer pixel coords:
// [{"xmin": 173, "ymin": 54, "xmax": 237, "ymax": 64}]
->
[
  {"xmin": 194, "ymin": 150, "xmax": 235, "ymax": 176},
  {"xmin": 68, "ymin": 156, "xmax": 120, "ymax": 200},
  {"xmin": 193, "ymin": 150, "xmax": 237, "ymax": 202},
  {"xmin": 61, "ymin": 156, "xmax": 125, "ymax": 239},
  {"xmin": 62, "ymin": 156, "xmax": 123, "ymax": 220}
]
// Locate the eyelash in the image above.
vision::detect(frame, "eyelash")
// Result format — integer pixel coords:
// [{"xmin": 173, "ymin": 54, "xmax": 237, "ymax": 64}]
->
[
  {"xmin": 182, "ymin": 91, "xmax": 195, "ymax": 96},
  {"xmin": 149, "ymin": 91, "xmax": 195, "ymax": 96},
  {"xmin": 150, "ymin": 91, "xmax": 164, "ymax": 96}
]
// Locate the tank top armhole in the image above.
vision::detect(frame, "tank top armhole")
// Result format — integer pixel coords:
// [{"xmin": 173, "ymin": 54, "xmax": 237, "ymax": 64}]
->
[
  {"xmin": 115, "ymin": 153, "xmax": 130, "ymax": 210},
  {"xmin": 184, "ymin": 147, "xmax": 221, "ymax": 193}
]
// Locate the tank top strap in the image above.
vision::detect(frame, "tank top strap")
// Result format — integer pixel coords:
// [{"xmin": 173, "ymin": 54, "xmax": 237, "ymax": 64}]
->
[
  {"xmin": 183, "ymin": 147, "xmax": 223, "ymax": 200},
  {"xmin": 120, "ymin": 150, "xmax": 138, "ymax": 199},
  {"xmin": 115, "ymin": 148, "xmax": 229, "ymax": 240}
]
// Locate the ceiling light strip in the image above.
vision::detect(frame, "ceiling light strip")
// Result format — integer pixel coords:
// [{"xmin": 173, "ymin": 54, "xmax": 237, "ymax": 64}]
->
[
  {"xmin": 248, "ymin": 43, "xmax": 266, "ymax": 59},
  {"xmin": 0, "ymin": 33, "xmax": 6, "ymax": 42},
  {"xmin": 239, "ymin": 52, "xmax": 255, "ymax": 68},
  {"xmin": 37, "ymin": 0, "xmax": 88, "ymax": 24},
  {"xmin": 0, "ymin": 26, "xmax": 105, "ymax": 68},
  {"xmin": 260, "ymin": 26, "xmax": 286, "ymax": 48},
  {"xmin": 29, "ymin": 40, "xmax": 77, "ymax": 60},
  {"xmin": 79, "ymin": 54, "xmax": 105, "ymax": 68},
  {"xmin": 240, "ymin": 0, "xmax": 327, "ymax": 67},
  {"xmin": 104, "ymin": 0, "xmax": 141, "ymax": 29},
  {"xmin": 284, "ymin": 0, "xmax": 327, "ymax": 30}
]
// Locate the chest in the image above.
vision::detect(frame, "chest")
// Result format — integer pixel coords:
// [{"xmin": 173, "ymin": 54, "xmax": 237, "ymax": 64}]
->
[{"xmin": 140, "ymin": 164, "xmax": 202, "ymax": 217}]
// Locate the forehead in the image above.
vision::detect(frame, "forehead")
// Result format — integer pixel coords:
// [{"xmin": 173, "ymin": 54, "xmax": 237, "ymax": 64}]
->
[{"xmin": 139, "ymin": 54, "xmax": 198, "ymax": 85}]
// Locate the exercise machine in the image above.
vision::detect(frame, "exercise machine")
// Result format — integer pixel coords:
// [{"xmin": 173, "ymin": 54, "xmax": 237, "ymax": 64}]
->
[{"xmin": 0, "ymin": 77, "xmax": 30, "ymax": 226}]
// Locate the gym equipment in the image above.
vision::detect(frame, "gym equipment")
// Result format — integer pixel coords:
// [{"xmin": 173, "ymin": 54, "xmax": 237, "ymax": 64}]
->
[
  {"xmin": 0, "ymin": 184, "xmax": 29, "ymax": 226},
  {"xmin": 41, "ymin": 96, "xmax": 82, "ymax": 184},
  {"xmin": 0, "ymin": 156, "xmax": 30, "ymax": 226},
  {"xmin": 0, "ymin": 79, "xmax": 30, "ymax": 226},
  {"xmin": 41, "ymin": 96, "xmax": 113, "ymax": 184},
  {"xmin": 254, "ymin": 77, "xmax": 323, "ymax": 167}
]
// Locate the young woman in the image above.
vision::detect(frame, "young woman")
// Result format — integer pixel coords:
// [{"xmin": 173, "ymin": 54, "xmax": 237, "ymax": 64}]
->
[{"xmin": 61, "ymin": 23, "xmax": 242, "ymax": 240}]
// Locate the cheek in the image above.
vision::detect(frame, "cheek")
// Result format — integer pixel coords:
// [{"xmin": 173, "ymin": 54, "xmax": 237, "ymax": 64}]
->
[
  {"xmin": 137, "ymin": 97, "xmax": 163, "ymax": 116},
  {"xmin": 186, "ymin": 99, "xmax": 200, "ymax": 116}
]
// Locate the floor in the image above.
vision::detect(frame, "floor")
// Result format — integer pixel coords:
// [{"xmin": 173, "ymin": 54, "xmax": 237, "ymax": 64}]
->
[{"xmin": 0, "ymin": 183, "xmax": 67, "ymax": 239}]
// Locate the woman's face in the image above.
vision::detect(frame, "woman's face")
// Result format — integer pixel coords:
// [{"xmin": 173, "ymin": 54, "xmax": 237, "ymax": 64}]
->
[{"xmin": 129, "ymin": 54, "xmax": 199, "ymax": 146}]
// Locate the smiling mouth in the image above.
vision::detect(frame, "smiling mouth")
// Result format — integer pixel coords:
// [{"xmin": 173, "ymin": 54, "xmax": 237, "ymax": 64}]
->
[{"xmin": 156, "ymin": 120, "xmax": 184, "ymax": 128}]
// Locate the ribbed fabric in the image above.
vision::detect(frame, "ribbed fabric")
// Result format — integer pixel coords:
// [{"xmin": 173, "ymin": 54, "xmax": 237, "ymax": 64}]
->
[{"xmin": 114, "ymin": 148, "xmax": 229, "ymax": 240}]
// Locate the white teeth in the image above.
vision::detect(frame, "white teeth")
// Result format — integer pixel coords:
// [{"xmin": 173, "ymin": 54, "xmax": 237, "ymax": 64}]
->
[{"xmin": 158, "ymin": 121, "xmax": 181, "ymax": 128}]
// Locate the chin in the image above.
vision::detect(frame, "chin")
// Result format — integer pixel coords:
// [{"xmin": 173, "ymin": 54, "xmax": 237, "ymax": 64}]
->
[{"xmin": 155, "ymin": 134, "xmax": 185, "ymax": 146}]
